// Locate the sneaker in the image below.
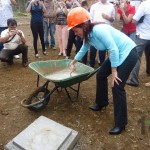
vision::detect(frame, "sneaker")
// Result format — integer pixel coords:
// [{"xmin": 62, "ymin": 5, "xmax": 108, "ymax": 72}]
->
[
  {"xmin": 63, "ymin": 53, "xmax": 66, "ymax": 57},
  {"xmin": 65, "ymin": 56, "xmax": 70, "ymax": 59},
  {"xmin": 35, "ymin": 54, "xmax": 40, "ymax": 58},
  {"xmin": 58, "ymin": 52, "xmax": 62, "ymax": 56},
  {"xmin": 145, "ymin": 82, "xmax": 150, "ymax": 87},
  {"xmin": 51, "ymin": 46, "xmax": 56, "ymax": 50},
  {"xmin": 14, "ymin": 55, "xmax": 20, "ymax": 59},
  {"xmin": 43, "ymin": 51, "xmax": 48, "ymax": 56}
]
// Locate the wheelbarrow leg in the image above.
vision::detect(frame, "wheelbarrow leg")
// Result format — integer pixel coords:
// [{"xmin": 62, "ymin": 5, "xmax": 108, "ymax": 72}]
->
[
  {"xmin": 77, "ymin": 83, "xmax": 80, "ymax": 98},
  {"xmin": 37, "ymin": 75, "xmax": 40, "ymax": 87},
  {"xmin": 64, "ymin": 88, "xmax": 72, "ymax": 100},
  {"xmin": 64, "ymin": 83, "xmax": 81, "ymax": 101}
]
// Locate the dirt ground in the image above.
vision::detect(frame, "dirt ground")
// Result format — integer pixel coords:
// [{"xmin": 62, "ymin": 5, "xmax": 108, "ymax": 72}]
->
[{"xmin": 0, "ymin": 17, "xmax": 150, "ymax": 150}]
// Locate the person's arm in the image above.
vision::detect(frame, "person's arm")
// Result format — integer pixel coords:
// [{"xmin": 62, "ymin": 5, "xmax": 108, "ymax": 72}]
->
[
  {"xmin": 120, "ymin": 5, "xmax": 135, "ymax": 24},
  {"xmin": 39, "ymin": 1, "xmax": 47, "ymax": 13},
  {"xmin": 26, "ymin": 1, "xmax": 33, "ymax": 13},
  {"xmin": 0, "ymin": 34, "xmax": 12, "ymax": 43},
  {"xmin": 122, "ymin": 13, "xmax": 134, "ymax": 24},
  {"xmin": 0, "ymin": 30, "xmax": 17, "ymax": 43},
  {"xmin": 62, "ymin": 2, "xmax": 68, "ymax": 15},
  {"xmin": 16, "ymin": 30, "xmax": 26, "ymax": 44},
  {"xmin": 70, "ymin": 59, "xmax": 77, "ymax": 73},
  {"xmin": 70, "ymin": 42, "xmax": 90, "ymax": 73},
  {"xmin": 115, "ymin": 7, "xmax": 121, "ymax": 21},
  {"xmin": 102, "ymin": 4, "xmax": 115, "ymax": 22},
  {"xmin": 102, "ymin": 13, "xmax": 115, "ymax": 22}
]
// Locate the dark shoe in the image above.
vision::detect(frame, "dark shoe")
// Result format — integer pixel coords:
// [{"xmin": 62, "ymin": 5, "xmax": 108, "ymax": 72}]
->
[
  {"xmin": 22, "ymin": 62, "xmax": 28, "ymax": 67},
  {"xmin": 89, "ymin": 103, "xmax": 108, "ymax": 111},
  {"xmin": 7, "ymin": 59, "xmax": 14, "ymax": 65},
  {"xmin": 126, "ymin": 81, "xmax": 138, "ymax": 87},
  {"xmin": 109, "ymin": 126, "xmax": 125, "ymax": 135}
]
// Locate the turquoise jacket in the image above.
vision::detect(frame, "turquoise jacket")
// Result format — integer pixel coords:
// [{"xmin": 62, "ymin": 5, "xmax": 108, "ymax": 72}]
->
[{"xmin": 75, "ymin": 24, "xmax": 136, "ymax": 67}]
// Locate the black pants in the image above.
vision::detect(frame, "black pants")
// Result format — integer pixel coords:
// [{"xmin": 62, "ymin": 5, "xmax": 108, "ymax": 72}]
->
[
  {"xmin": 66, "ymin": 29, "xmax": 88, "ymax": 64},
  {"xmin": 0, "ymin": 44, "xmax": 28, "ymax": 63},
  {"xmin": 90, "ymin": 46, "xmax": 106, "ymax": 67},
  {"xmin": 96, "ymin": 48, "xmax": 138, "ymax": 127},
  {"xmin": 145, "ymin": 43, "xmax": 150, "ymax": 75},
  {"xmin": 75, "ymin": 36, "xmax": 88, "ymax": 64},
  {"xmin": 30, "ymin": 22, "xmax": 45, "ymax": 54},
  {"xmin": 66, "ymin": 29, "xmax": 76, "ymax": 57}
]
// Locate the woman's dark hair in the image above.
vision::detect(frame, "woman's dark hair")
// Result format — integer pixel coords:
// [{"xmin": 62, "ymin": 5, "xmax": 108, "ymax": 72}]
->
[
  {"xmin": 7, "ymin": 18, "xmax": 17, "ymax": 26},
  {"xmin": 75, "ymin": 21, "xmax": 104, "ymax": 43}
]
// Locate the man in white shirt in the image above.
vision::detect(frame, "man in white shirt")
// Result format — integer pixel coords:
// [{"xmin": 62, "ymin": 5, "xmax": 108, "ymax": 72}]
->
[
  {"xmin": 0, "ymin": 0, "xmax": 20, "ymax": 58},
  {"xmin": 126, "ymin": 0, "xmax": 150, "ymax": 86},
  {"xmin": 89, "ymin": 0, "xmax": 115, "ymax": 68},
  {"xmin": 0, "ymin": 18, "xmax": 28, "ymax": 67}
]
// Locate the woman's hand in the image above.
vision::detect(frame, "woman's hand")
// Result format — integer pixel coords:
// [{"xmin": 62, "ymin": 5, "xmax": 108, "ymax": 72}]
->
[
  {"xmin": 70, "ymin": 60, "xmax": 77, "ymax": 75},
  {"xmin": 39, "ymin": 0, "xmax": 44, "ymax": 6},
  {"xmin": 111, "ymin": 69, "xmax": 122, "ymax": 87}
]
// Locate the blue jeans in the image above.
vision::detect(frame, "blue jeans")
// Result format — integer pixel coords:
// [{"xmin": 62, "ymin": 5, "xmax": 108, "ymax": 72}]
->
[
  {"xmin": 43, "ymin": 21, "xmax": 56, "ymax": 48},
  {"xmin": 124, "ymin": 32, "xmax": 136, "ymax": 41},
  {"xmin": 0, "ymin": 27, "xmax": 7, "ymax": 51},
  {"xmin": 96, "ymin": 48, "xmax": 138, "ymax": 127},
  {"xmin": 128, "ymin": 37, "xmax": 150, "ymax": 85}
]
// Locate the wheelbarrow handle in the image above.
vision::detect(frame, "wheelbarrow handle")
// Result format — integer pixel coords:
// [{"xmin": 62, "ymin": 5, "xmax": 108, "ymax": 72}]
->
[{"xmin": 86, "ymin": 66, "xmax": 101, "ymax": 80}]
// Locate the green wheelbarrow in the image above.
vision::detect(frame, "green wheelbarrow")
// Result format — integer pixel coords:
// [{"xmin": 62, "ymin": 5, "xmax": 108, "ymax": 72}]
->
[{"xmin": 21, "ymin": 59, "xmax": 100, "ymax": 111}]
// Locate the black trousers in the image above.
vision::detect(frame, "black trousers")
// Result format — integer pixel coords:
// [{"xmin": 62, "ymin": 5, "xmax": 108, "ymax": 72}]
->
[
  {"xmin": 90, "ymin": 45, "xmax": 106, "ymax": 67},
  {"xmin": 145, "ymin": 43, "xmax": 150, "ymax": 75},
  {"xmin": 96, "ymin": 48, "xmax": 138, "ymax": 127},
  {"xmin": 0, "ymin": 44, "xmax": 28, "ymax": 63},
  {"xmin": 30, "ymin": 22, "xmax": 45, "ymax": 54},
  {"xmin": 66, "ymin": 29, "xmax": 76, "ymax": 57},
  {"xmin": 75, "ymin": 36, "xmax": 87, "ymax": 64},
  {"xmin": 66, "ymin": 29, "xmax": 88, "ymax": 64}
]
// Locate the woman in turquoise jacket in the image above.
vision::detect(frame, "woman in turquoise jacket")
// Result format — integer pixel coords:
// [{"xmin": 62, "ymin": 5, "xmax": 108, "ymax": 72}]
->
[{"xmin": 68, "ymin": 7, "xmax": 138, "ymax": 135}]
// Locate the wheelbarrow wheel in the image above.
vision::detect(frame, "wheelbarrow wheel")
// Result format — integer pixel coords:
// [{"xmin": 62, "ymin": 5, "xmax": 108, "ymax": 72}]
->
[{"xmin": 27, "ymin": 86, "xmax": 50, "ymax": 111}]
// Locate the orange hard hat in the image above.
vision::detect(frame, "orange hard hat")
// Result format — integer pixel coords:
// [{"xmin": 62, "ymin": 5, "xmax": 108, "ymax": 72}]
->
[{"xmin": 67, "ymin": 7, "xmax": 90, "ymax": 30}]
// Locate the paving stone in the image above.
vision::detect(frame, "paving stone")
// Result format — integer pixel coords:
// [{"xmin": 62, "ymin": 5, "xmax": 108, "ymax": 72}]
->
[{"xmin": 5, "ymin": 116, "xmax": 79, "ymax": 150}]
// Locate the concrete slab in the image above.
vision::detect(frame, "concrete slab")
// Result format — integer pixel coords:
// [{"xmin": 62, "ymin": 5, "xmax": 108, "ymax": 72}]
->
[{"xmin": 4, "ymin": 116, "xmax": 79, "ymax": 150}]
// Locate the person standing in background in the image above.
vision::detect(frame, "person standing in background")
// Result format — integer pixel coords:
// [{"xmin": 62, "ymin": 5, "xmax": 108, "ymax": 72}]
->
[
  {"xmin": 89, "ymin": 0, "xmax": 115, "ymax": 68},
  {"xmin": 115, "ymin": 0, "xmax": 136, "ymax": 41},
  {"xmin": 56, "ymin": 0, "xmax": 68, "ymax": 56},
  {"xmin": 126, "ymin": 0, "xmax": 150, "ymax": 86},
  {"xmin": 26, "ymin": 0, "xmax": 47, "ymax": 58},
  {"xmin": 0, "ymin": 0, "xmax": 20, "ymax": 59},
  {"xmin": 43, "ymin": 0, "xmax": 57, "ymax": 50}
]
